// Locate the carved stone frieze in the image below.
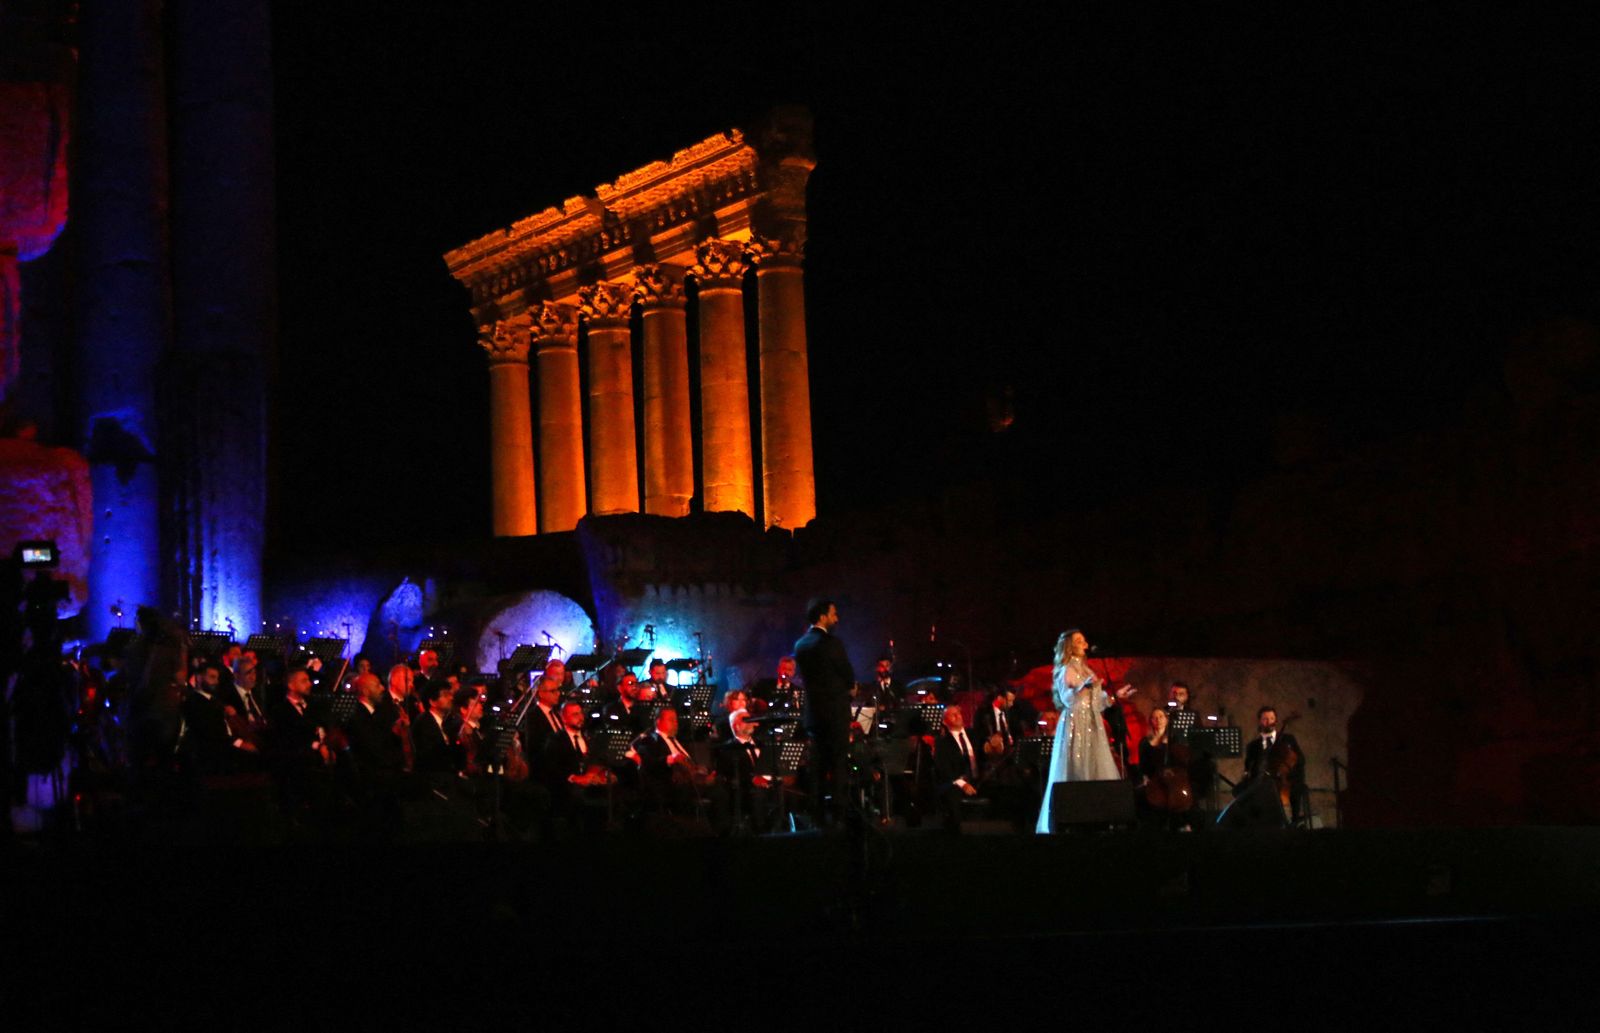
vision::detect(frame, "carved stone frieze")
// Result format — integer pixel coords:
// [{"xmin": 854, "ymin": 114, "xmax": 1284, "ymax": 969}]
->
[
  {"xmin": 689, "ymin": 238, "xmax": 751, "ymax": 290},
  {"xmin": 633, "ymin": 264, "xmax": 686, "ymax": 310},
  {"xmin": 578, "ymin": 281, "xmax": 636, "ymax": 326}
]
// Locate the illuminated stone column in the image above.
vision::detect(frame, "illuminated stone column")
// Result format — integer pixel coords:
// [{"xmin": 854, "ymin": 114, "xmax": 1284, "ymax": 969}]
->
[
  {"xmin": 752, "ymin": 232, "xmax": 816, "ymax": 529},
  {"xmin": 689, "ymin": 239, "xmax": 754, "ymax": 517},
  {"xmin": 578, "ymin": 281, "xmax": 639, "ymax": 516},
  {"xmin": 635, "ymin": 264, "xmax": 692, "ymax": 517},
  {"xmin": 479, "ymin": 319, "xmax": 537, "ymax": 537},
  {"xmin": 529, "ymin": 302, "xmax": 585, "ymax": 532}
]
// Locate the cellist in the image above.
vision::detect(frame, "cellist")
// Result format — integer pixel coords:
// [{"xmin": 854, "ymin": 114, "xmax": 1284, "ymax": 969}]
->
[{"xmin": 1243, "ymin": 705, "xmax": 1306, "ymax": 822}]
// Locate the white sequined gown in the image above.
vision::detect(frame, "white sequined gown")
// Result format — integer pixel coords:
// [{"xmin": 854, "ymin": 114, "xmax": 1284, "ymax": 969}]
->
[{"xmin": 1034, "ymin": 656, "xmax": 1121, "ymax": 833}]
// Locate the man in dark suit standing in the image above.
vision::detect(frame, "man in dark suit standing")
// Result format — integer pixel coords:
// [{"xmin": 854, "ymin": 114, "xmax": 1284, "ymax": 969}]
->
[
  {"xmin": 1242, "ymin": 704, "xmax": 1306, "ymax": 823},
  {"xmin": 794, "ymin": 598, "xmax": 855, "ymax": 829}
]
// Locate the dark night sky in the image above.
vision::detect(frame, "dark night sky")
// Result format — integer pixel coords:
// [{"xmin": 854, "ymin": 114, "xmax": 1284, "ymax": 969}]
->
[{"xmin": 269, "ymin": 7, "xmax": 1600, "ymax": 556}]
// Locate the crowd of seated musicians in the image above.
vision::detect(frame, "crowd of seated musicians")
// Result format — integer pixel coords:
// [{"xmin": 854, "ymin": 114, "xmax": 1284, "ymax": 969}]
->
[{"xmin": 124, "ymin": 645, "xmax": 1303, "ymax": 836}]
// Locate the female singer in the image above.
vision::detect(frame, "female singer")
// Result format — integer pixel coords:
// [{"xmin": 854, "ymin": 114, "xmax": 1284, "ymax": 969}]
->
[{"xmin": 1034, "ymin": 628, "xmax": 1128, "ymax": 834}]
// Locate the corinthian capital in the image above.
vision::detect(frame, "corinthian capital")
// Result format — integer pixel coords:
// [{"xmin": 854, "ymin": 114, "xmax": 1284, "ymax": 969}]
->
[
  {"xmin": 633, "ymin": 264, "xmax": 686, "ymax": 311},
  {"xmin": 478, "ymin": 318, "xmax": 531, "ymax": 364},
  {"xmin": 748, "ymin": 228, "xmax": 805, "ymax": 270},
  {"xmin": 689, "ymin": 238, "xmax": 750, "ymax": 290},
  {"xmin": 528, "ymin": 301, "xmax": 577, "ymax": 352},
  {"xmin": 577, "ymin": 281, "xmax": 636, "ymax": 327}
]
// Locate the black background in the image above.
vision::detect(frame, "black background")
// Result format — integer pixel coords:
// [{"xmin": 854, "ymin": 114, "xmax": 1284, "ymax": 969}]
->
[{"xmin": 271, "ymin": 6, "xmax": 1600, "ymax": 553}]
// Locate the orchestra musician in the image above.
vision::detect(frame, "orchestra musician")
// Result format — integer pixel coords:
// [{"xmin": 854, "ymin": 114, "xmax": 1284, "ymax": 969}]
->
[
  {"xmin": 631, "ymin": 706, "xmax": 703, "ymax": 817},
  {"xmin": 266, "ymin": 667, "xmax": 334, "ymax": 822},
  {"xmin": 866, "ymin": 657, "xmax": 904, "ymax": 705},
  {"xmin": 412, "ymin": 679, "xmax": 462, "ymax": 780},
  {"xmin": 932, "ymin": 704, "xmax": 982, "ymax": 833},
  {"xmin": 342, "ymin": 672, "xmax": 408, "ymax": 839},
  {"xmin": 1243, "ymin": 705, "xmax": 1306, "ymax": 822},
  {"xmin": 522, "ymin": 664, "xmax": 566, "ymax": 767},
  {"xmin": 752, "ymin": 655, "xmax": 799, "ymax": 709},
  {"xmin": 181, "ymin": 663, "xmax": 254, "ymax": 776},
  {"xmin": 600, "ymin": 671, "xmax": 652, "ymax": 736},
  {"xmin": 709, "ymin": 688, "xmax": 750, "ymax": 744},
  {"xmin": 972, "ymin": 686, "xmax": 1018, "ymax": 754},
  {"xmin": 542, "ymin": 700, "xmax": 610, "ymax": 834},
  {"xmin": 713, "ymin": 707, "xmax": 776, "ymax": 833},
  {"xmin": 641, "ymin": 659, "xmax": 671, "ymax": 702},
  {"xmin": 386, "ymin": 663, "xmax": 422, "ymax": 721}
]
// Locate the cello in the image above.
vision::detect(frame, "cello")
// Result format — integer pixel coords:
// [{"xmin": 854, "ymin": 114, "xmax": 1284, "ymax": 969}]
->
[{"xmin": 1140, "ymin": 709, "xmax": 1194, "ymax": 815}]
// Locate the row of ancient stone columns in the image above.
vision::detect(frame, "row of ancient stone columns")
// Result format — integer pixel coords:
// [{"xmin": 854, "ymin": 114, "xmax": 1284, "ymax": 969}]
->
[{"xmin": 480, "ymin": 235, "xmax": 814, "ymax": 535}]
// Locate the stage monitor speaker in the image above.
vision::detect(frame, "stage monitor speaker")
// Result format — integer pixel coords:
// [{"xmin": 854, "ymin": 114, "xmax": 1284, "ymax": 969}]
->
[
  {"xmin": 1046, "ymin": 780, "xmax": 1136, "ymax": 832},
  {"xmin": 1215, "ymin": 775, "xmax": 1287, "ymax": 829}
]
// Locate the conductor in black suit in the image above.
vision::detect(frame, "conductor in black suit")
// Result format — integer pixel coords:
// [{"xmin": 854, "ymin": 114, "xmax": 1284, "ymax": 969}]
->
[{"xmin": 793, "ymin": 598, "xmax": 855, "ymax": 829}]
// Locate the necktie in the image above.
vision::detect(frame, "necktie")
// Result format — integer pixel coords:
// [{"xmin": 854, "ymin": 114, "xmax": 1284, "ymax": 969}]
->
[
  {"xmin": 998, "ymin": 710, "xmax": 1009, "ymax": 743},
  {"xmin": 547, "ymin": 709, "xmax": 560, "ymax": 732},
  {"xmin": 243, "ymin": 691, "xmax": 263, "ymax": 722},
  {"xmin": 958, "ymin": 732, "xmax": 973, "ymax": 777}
]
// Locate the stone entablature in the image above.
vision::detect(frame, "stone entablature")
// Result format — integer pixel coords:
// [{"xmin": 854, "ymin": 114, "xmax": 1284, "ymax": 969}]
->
[{"xmin": 445, "ymin": 109, "xmax": 815, "ymax": 535}]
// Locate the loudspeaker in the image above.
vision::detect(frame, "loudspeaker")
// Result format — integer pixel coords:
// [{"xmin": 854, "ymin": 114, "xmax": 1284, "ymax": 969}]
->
[
  {"xmin": 1045, "ymin": 780, "xmax": 1137, "ymax": 832},
  {"xmin": 1215, "ymin": 775, "xmax": 1287, "ymax": 829}
]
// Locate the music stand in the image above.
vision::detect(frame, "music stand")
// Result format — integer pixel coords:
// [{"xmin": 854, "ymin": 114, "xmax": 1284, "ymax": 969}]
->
[
  {"xmin": 305, "ymin": 636, "xmax": 348, "ymax": 665},
  {"xmin": 776, "ymin": 739, "xmax": 811, "ymax": 830},
  {"xmin": 617, "ymin": 647, "xmax": 653, "ymax": 670},
  {"xmin": 245, "ymin": 633, "xmax": 291, "ymax": 658},
  {"xmin": 1190, "ymin": 726, "xmax": 1242, "ymax": 758},
  {"xmin": 1170, "ymin": 709, "xmax": 1198, "ymax": 739},
  {"xmin": 327, "ymin": 691, "xmax": 361, "ymax": 728},
  {"xmin": 565, "ymin": 653, "xmax": 603, "ymax": 673},
  {"xmin": 592, "ymin": 727, "xmax": 637, "ymax": 766},
  {"xmin": 911, "ymin": 703, "xmax": 948, "ymax": 736},
  {"xmin": 1016, "ymin": 736, "xmax": 1055, "ymax": 790},
  {"xmin": 505, "ymin": 644, "xmax": 552, "ymax": 671},
  {"xmin": 189, "ymin": 630, "xmax": 232, "ymax": 659},
  {"xmin": 673, "ymin": 684, "xmax": 714, "ymax": 714}
]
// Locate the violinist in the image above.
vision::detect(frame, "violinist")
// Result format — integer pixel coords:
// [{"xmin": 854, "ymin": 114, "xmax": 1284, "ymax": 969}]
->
[
  {"xmin": 266, "ymin": 667, "xmax": 335, "ymax": 822},
  {"xmin": 523, "ymin": 667, "xmax": 566, "ymax": 769},
  {"xmin": 386, "ymin": 664, "xmax": 422, "ymax": 722},
  {"xmin": 412, "ymin": 680, "xmax": 461, "ymax": 781},
  {"xmin": 1243, "ymin": 705, "xmax": 1306, "ymax": 822}
]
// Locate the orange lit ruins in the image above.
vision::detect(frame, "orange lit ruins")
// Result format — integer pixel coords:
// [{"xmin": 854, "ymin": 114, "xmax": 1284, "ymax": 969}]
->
[{"xmin": 445, "ymin": 109, "xmax": 817, "ymax": 535}]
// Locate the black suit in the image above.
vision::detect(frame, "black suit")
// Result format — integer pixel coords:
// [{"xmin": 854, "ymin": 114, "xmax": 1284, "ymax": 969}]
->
[
  {"xmin": 932, "ymin": 726, "xmax": 982, "ymax": 831},
  {"xmin": 524, "ymin": 704, "xmax": 564, "ymax": 773},
  {"xmin": 343, "ymin": 701, "xmax": 406, "ymax": 777},
  {"xmin": 412, "ymin": 711, "xmax": 460, "ymax": 778},
  {"xmin": 631, "ymin": 731, "xmax": 695, "ymax": 815},
  {"xmin": 599, "ymin": 699, "xmax": 652, "ymax": 737},
  {"xmin": 541, "ymin": 726, "xmax": 591, "ymax": 790},
  {"xmin": 971, "ymin": 705, "xmax": 1017, "ymax": 751},
  {"xmin": 180, "ymin": 689, "xmax": 236, "ymax": 776},
  {"xmin": 266, "ymin": 695, "xmax": 332, "ymax": 817},
  {"xmin": 714, "ymin": 737, "xmax": 776, "ymax": 833},
  {"xmin": 1243, "ymin": 731, "xmax": 1307, "ymax": 821},
  {"xmin": 794, "ymin": 625, "xmax": 854, "ymax": 826}
]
